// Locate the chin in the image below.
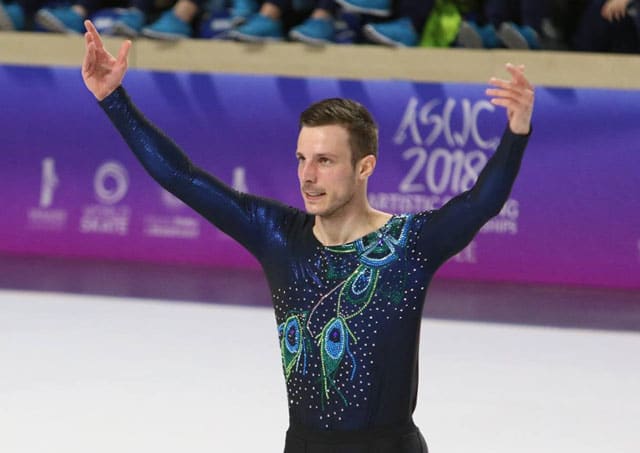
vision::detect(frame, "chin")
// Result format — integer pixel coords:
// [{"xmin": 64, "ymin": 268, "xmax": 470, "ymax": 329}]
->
[
  {"xmin": 304, "ymin": 204, "xmax": 324, "ymax": 216},
  {"xmin": 301, "ymin": 200, "xmax": 326, "ymax": 215},
  {"xmin": 302, "ymin": 197, "xmax": 327, "ymax": 216}
]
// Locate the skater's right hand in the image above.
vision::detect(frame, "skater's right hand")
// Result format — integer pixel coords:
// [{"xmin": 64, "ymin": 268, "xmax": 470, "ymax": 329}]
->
[{"xmin": 81, "ymin": 20, "xmax": 131, "ymax": 101}]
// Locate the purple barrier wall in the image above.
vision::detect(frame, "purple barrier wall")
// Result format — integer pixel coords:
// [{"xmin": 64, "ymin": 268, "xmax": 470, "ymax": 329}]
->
[{"xmin": 2, "ymin": 65, "xmax": 639, "ymax": 289}]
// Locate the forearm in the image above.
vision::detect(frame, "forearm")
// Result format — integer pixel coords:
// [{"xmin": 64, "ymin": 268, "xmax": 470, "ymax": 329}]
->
[
  {"xmin": 99, "ymin": 85, "xmax": 198, "ymax": 193},
  {"xmin": 467, "ymin": 126, "xmax": 529, "ymax": 220},
  {"xmin": 423, "ymin": 126, "xmax": 529, "ymax": 262}
]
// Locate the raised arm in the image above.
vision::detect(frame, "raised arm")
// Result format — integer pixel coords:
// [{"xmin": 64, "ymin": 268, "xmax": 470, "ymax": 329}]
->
[
  {"xmin": 82, "ymin": 20, "xmax": 292, "ymax": 258},
  {"xmin": 420, "ymin": 64, "xmax": 534, "ymax": 264}
]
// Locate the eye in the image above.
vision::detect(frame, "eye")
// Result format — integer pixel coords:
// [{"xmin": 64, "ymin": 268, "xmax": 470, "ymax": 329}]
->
[{"xmin": 319, "ymin": 157, "xmax": 331, "ymax": 165}]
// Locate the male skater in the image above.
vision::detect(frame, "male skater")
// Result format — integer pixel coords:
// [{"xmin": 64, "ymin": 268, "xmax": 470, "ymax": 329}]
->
[{"xmin": 82, "ymin": 20, "xmax": 533, "ymax": 452}]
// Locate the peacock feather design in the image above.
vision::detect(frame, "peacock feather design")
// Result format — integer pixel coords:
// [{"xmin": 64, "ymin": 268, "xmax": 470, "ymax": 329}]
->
[
  {"xmin": 278, "ymin": 314, "xmax": 308, "ymax": 380},
  {"xmin": 315, "ymin": 316, "xmax": 357, "ymax": 406},
  {"xmin": 280, "ymin": 215, "xmax": 414, "ymax": 408},
  {"xmin": 338, "ymin": 264, "xmax": 379, "ymax": 317}
]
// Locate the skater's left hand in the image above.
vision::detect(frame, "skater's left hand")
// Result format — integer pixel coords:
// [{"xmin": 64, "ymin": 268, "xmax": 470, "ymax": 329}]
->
[{"xmin": 486, "ymin": 63, "xmax": 534, "ymax": 135}]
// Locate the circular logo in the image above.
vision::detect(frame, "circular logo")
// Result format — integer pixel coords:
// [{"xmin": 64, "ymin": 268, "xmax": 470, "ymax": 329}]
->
[{"xmin": 94, "ymin": 161, "xmax": 129, "ymax": 205}]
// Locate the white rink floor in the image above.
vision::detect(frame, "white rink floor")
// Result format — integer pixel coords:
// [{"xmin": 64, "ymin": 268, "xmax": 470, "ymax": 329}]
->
[{"xmin": 1, "ymin": 289, "xmax": 639, "ymax": 453}]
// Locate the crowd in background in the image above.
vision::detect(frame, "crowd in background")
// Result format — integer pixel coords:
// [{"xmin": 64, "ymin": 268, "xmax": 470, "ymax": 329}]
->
[{"xmin": 1, "ymin": 0, "xmax": 639, "ymax": 53}]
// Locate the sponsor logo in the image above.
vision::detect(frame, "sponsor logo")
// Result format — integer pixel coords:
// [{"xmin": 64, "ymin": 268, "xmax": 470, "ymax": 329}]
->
[
  {"xmin": 232, "ymin": 166, "xmax": 249, "ymax": 193},
  {"xmin": 39, "ymin": 157, "xmax": 59, "ymax": 208},
  {"xmin": 393, "ymin": 96, "xmax": 498, "ymax": 197},
  {"xmin": 28, "ymin": 158, "xmax": 67, "ymax": 230},
  {"xmin": 80, "ymin": 161, "xmax": 130, "ymax": 236},
  {"xmin": 94, "ymin": 161, "xmax": 129, "ymax": 205},
  {"xmin": 144, "ymin": 215, "xmax": 200, "ymax": 239},
  {"xmin": 80, "ymin": 205, "xmax": 130, "ymax": 235}
]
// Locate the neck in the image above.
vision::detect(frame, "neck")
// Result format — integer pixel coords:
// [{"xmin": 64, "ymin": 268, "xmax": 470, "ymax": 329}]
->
[{"xmin": 313, "ymin": 205, "xmax": 392, "ymax": 246}]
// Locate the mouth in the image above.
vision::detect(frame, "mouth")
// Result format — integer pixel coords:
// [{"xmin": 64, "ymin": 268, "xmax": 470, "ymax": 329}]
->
[{"xmin": 302, "ymin": 189, "xmax": 326, "ymax": 202}]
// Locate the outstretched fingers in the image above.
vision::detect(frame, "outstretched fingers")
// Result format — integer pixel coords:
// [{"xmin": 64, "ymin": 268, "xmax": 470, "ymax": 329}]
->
[
  {"xmin": 487, "ymin": 64, "xmax": 534, "ymax": 107},
  {"xmin": 486, "ymin": 87, "xmax": 522, "ymax": 105},
  {"xmin": 505, "ymin": 63, "xmax": 533, "ymax": 90},
  {"xmin": 488, "ymin": 97, "xmax": 520, "ymax": 111},
  {"xmin": 82, "ymin": 34, "xmax": 96, "ymax": 76},
  {"xmin": 117, "ymin": 39, "xmax": 132, "ymax": 67},
  {"xmin": 84, "ymin": 20, "xmax": 104, "ymax": 50},
  {"xmin": 487, "ymin": 77, "xmax": 521, "ymax": 92},
  {"xmin": 486, "ymin": 63, "xmax": 534, "ymax": 134},
  {"xmin": 486, "ymin": 79, "xmax": 528, "ymax": 105}
]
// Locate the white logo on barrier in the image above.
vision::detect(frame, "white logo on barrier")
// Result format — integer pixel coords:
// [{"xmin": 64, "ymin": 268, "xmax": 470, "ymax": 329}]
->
[
  {"xmin": 394, "ymin": 97, "xmax": 499, "ymax": 195},
  {"xmin": 144, "ymin": 215, "xmax": 200, "ymax": 239},
  {"xmin": 27, "ymin": 157, "xmax": 67, "ymax": 230},
  {"xmin": 39, "ymin": 157, "xmax": 59, "ymax": 208},
  {"xmin": 394, "ymin": 97, "xmax": 498, "ymax": 150},
  {"xmin": 94, "ymin": 161, "xmax": 129, "ymax": 205},
  {"xmin": 232, "ymin": 166, "xmax": 249, "ymax": 193},
  {"xmin": 398, "ymin": 146, "xmax": 488, "ymax": 195},
  {"xmin": 80, "ymin": 161, "xmax": 131, "ymax": 235},
  {"xmin": 80, "ymin": 205, "xmax": 130, "ymax": 236}
]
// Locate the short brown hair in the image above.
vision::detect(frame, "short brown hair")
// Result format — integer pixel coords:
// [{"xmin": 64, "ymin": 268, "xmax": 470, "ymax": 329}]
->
[{"xmin": 299, "ymin": 98, "xmax": 378, "ymax": 166}]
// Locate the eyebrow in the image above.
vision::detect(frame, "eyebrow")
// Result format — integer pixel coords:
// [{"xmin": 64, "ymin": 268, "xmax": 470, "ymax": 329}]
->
[{"xmin": 295, "ymin": 151, "xmax": 339, "ymax": 159}]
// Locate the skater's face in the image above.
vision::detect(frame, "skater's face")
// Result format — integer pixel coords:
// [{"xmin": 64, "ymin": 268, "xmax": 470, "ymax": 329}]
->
[{"xmin": 296, "ymin": 125, "xmax": 374, "ymax": 218}]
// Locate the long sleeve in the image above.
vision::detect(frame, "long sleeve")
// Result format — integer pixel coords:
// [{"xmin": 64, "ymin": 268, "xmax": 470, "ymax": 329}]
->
[
  {"xmin": 419, "ymin": 126, "xmax": 530, "ymax": 265},
  {"xmin": 99, "ymin": 86, "xmax": 297, "ymax": 259}
]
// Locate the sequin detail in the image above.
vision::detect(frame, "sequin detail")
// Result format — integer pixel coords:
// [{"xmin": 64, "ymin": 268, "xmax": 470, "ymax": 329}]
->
[{"xmin": 278, "ymin": 215, "xmax": 416, "ymax": 408}]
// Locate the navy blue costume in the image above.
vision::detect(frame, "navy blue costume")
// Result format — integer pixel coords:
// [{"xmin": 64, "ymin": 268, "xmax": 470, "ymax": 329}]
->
[{"xmin": 100, "ymin": 86, "xmax": 529, "ymax": 452}]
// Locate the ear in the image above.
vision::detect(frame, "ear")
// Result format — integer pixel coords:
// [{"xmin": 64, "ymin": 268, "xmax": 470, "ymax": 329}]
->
[{"xmin": 358, "ymin": 155, "xmax": 376, "ymax": 180}]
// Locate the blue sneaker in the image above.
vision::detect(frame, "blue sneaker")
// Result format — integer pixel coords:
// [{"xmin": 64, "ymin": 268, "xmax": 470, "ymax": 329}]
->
[
  {"xmin": 230, "ymin": 0, "xmax": 257, "ymax": 25},
  {"xmin": 112, "ymin": 8, "xmax": 145, "ymax": 38},
  {"xmin": 363, "ymin": 17, "xmax": 417, "ymax": 47},
  {"xmin": 229, "ymin": 14, "xmax": 283, "ymax": 42},
  {"xmin": 142, "ymin": 10, "xmax": 191, "ymax": 40},
  {"xmin": 289, "ymin": 17, "xmax": 335, "ymax": 45},
  {"xmin": 35, "ymin": 6, "xmax": 85, "ymax": 33},
  {"xmin": 335, "ymin": 0, "xmax": 391, "ymax": 17},
  {"xmin": 498, "ymin": 22, "xmax": 540, "ymax": 49},
  {"xmin": 457, "ymin": 20, "xmax": 499, "ymax": 48},
  {"xmin": 0, "ymin": 2, "xmax": 25, "ymax": 30}
]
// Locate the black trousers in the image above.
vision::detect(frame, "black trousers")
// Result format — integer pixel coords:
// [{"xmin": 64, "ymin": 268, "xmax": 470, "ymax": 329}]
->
[{"xmin": 284, "ymin": 421, "xmax": 428, "ymax": 453}]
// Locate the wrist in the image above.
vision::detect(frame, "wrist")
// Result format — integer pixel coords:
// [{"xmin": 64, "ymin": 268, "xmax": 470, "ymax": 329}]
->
[
  {"xmin": 95, "ymin": 86, "xmax": 118, "ymax": 102},
  {"xmin": 96, "ymin": 86, "xmax": 123, "ymax": 104},
  {"xmin": 509, "ymin": 123, "xmax": 531, "ymax": 136}
]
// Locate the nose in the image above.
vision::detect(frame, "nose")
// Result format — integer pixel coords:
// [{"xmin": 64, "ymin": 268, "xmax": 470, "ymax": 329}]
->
[{"xmin": 300, "ymin": 161, "xmax": 316, "ymax": 183}]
